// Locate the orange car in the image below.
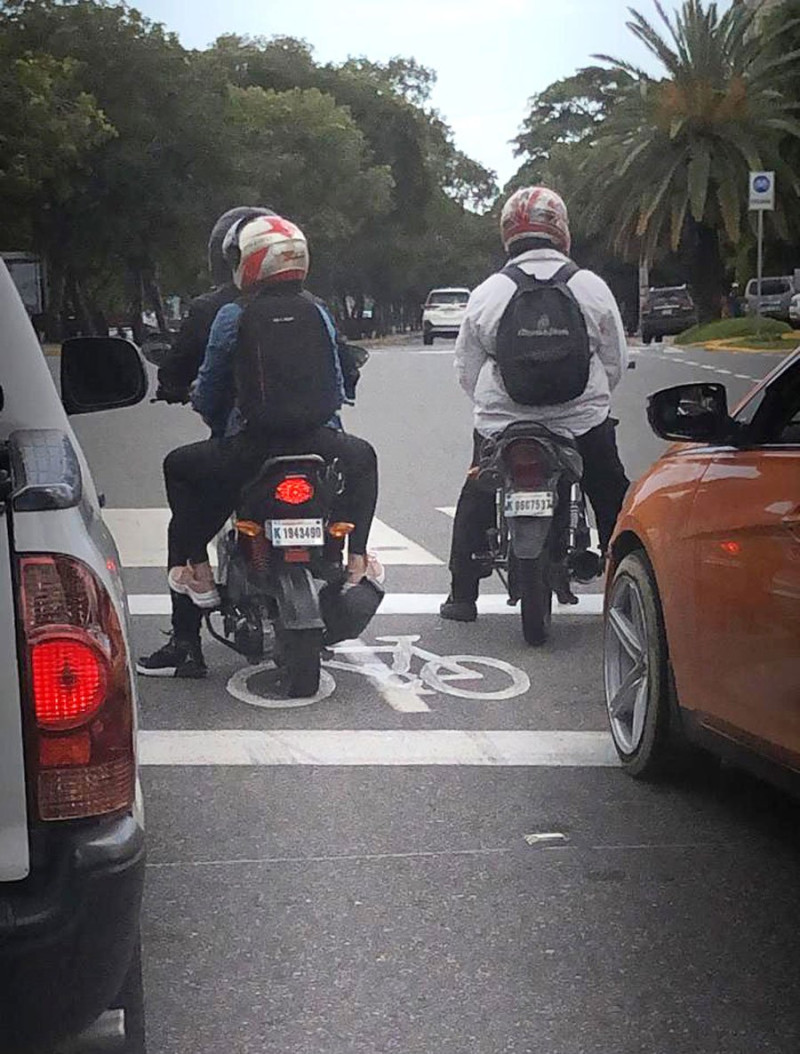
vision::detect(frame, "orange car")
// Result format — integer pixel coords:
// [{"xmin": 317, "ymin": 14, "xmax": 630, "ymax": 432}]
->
[{"xmin": 604, "ymin": 348, "xmax": 800, "ymax": 787}]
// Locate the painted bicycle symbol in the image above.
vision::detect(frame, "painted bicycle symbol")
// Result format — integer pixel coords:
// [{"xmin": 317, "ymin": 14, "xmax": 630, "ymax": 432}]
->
[
  {"xmin": 325, "ymin": 635, "xmax": 530, "ymax": 705},
  {"xmin": 227, "ymin": 635, "xmax": 531, "ymax": 711}
]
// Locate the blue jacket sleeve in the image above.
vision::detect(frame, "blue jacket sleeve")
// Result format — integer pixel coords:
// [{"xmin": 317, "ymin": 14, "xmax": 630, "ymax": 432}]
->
[
  {"xmin": 190, "ymin": 302, "xmax": 242, "ymax": 435},
  {"xmin": 315, "ymin": 303, "xmax": 347, "ymax": 407}
]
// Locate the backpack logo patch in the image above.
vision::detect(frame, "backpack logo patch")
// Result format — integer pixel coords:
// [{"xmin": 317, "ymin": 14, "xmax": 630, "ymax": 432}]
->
[{"xmin": 517, "ymin": 314, "xmax": 571, "ymax": 339}]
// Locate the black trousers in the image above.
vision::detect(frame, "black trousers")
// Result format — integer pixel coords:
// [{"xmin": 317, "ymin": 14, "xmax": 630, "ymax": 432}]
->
[
  {"xmin": 165, "ymin": 427, "xmax": 378, "ymax": 638},
  {"xmin": 448, "ymin": 417, "xmax": 629, "ymax": 599}
]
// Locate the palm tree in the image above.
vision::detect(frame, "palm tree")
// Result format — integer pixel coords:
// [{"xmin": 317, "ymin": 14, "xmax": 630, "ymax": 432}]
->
[{"xmin": 580, "ymin": 0, "xmax": 800, "ymax": 320}]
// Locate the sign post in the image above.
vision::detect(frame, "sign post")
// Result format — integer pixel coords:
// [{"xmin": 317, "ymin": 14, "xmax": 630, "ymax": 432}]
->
[{"xmin": 749, "ymin": 171, "xmax": 775, "ymax": 318}]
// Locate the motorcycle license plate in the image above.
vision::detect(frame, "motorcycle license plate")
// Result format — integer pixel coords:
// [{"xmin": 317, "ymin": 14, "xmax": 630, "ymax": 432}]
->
[
  {"xmin": 267, "ymin": 518, "xmax": 325, "ymax": 547},
  {"xmin": 504, "ymin": 491, "xmax": 554, "ymax": 518}
]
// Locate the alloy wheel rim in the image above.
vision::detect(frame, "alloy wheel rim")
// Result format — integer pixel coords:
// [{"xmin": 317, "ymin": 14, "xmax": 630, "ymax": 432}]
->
[{"xmin": 604, "ymin": 574, "xmax": 650, "ymax": 754}]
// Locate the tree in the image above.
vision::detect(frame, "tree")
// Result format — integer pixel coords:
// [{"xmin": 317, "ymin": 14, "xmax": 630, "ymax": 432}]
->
[{"xmin": 580, "ymin": 0, "xmax": 800, "ymax": 320}]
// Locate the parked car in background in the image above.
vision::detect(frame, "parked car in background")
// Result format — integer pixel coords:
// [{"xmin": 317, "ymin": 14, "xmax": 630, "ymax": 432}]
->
[
  {"xmin": 788, "ymin": 292, "xmax": 800, "ymax": 328},
  {"xmin": 745, "ymin": 275, "xmax": 795, "ymax": 321},
  {"xmin": 604, "ymin": 349, "xmax": 800, "ymax": 791},
  {"xmin": 422, "ymin": 287, "xmax": 470, "ymax": 345},
  {"xmin": 640, "ymin": 285, "xmax": 697, "ymax": 344},
  {"xmin": 0, "ymin": 260, "xmax": 148, "ymax": 1052}
]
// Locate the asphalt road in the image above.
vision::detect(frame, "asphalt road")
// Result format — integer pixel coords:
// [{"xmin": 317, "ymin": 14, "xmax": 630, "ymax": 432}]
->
[{"xmin": 69, "ymin": 336, "xmax": 800, "ymax": 1054}]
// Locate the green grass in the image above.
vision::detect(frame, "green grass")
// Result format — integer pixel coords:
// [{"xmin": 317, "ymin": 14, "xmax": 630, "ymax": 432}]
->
[{"xmin": 675, "ymin": 316, "xmax": 792, "ymax": 346}]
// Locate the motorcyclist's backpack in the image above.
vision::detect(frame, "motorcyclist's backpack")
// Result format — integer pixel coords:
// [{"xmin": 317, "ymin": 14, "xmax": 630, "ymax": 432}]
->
[
  {"xmin": 235, "ymin": 290, "xmax": 341, "ymax": 435},
  {"xmin": 494, "ymin": 261, "xmax": 591, "ymax": 406}
]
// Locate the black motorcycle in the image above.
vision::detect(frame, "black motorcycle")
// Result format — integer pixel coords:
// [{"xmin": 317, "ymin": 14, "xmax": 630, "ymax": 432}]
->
[
  {"xmin": 471, "ymin": 422, "xmax": 603, "ymax": 646},
  {"xmin": 207, "ymin": 453, "xmax": 383, "ymax": 697}
]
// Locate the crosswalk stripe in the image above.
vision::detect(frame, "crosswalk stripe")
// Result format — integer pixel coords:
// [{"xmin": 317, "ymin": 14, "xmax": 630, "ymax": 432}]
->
[
  {"xmin": 127, "ymin": 591, "xmax": 603, "ymax": 617},
  {"xmin": 103, "ymin": 510, "xmax": 442, "ymax": 568},
  {"xmin": 138, "ymin": 729, "xmax": 619, "ymax": 767}
]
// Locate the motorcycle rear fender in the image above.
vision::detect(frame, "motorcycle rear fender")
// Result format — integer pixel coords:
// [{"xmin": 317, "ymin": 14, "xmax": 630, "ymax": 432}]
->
[
  {"xmin": 508, "ymin": 516, "xmax": 552, "ymax": 560},
  {"xmin": 274, "ymin": 565, "xmax": 325, "ymax": 631}
]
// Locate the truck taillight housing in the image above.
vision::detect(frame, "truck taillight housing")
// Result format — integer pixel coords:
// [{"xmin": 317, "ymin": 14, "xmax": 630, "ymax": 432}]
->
[{"xmin": 18, "ymin": 555, "xmax": 135, "ymax": 821}]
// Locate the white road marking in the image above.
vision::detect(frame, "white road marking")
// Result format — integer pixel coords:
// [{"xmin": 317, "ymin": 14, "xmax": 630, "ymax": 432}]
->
[
  {"xmin": 734, "ymin": 374, "xmax": 755, "ymax": 381},
  {"xmin": 715, "ymin": 369, "xmax": 732, "ymax": 375},
  {"xmin": 227, "ymin": 663, "xmax": 337, "ymax": 710},
  {"xmin": 524, "ymin": 832, "xmax": 569, "ymax": 846},
  {"xmin": 127, "ymin": 591, "xmax": 604, "ymax": 617},
  {"xmin": 104, "ymin": 510, "xmax": 441, "ymax": 567},
  {"xmin": 138, "ymin": 729, "xmax": 619, "ymax": 767}
]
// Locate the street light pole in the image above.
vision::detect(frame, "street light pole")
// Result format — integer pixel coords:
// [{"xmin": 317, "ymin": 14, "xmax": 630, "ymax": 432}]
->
[{"xmin": 757, "ymin": 208, "xmax": 764, "ymax": 318}]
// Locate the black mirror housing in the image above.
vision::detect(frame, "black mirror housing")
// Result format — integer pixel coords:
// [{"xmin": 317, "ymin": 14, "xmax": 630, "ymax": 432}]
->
[
  {"xmin": 61, "ymin": 336, "xmax": 147, "ymax": 415},
  {"xmin": 647, "ymin": 383, "xmax": 733, "ymax": 443}
]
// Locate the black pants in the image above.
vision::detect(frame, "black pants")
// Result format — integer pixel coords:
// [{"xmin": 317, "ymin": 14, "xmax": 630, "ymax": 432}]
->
[
  {"xmin": 448, "ymin": 418, "xmax": 629, "ymax": 599},
  {"xmin": 165, "ymin": 427, "xmax": 378, "ymax": 637}
]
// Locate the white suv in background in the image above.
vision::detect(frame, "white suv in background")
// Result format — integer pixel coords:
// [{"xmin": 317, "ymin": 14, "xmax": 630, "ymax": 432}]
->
[
  {"xmin": 422, "ymin": 287, "xmax": 470, "ymax": 345},
  {"xmin": 0, "ymin": 261, "xmax": 148, "ymax": 1052}
]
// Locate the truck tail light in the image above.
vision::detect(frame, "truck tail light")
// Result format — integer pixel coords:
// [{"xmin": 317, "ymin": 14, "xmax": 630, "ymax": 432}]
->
[{"xmin": 18, "ymin": 555, "xmax": 135, "ymax": 821}]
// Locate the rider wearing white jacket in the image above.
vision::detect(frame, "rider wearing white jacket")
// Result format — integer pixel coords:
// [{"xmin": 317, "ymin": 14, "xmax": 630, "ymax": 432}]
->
[{"xmin": 441, "ymin": 186, "xmax": 630, "ymax": 622}]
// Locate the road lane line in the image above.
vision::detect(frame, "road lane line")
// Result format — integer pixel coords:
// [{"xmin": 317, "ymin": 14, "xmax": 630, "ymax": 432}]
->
[
  {"xmin": 127, "ymin": 592, "xmax": 604, "ymax": 617},
  {"xmin": 734, "ymin": 374, "xmax": 755, "ymax": 381},
  {"xmin": 138, "ymin": 729, "xmax": 619, "ymax": 767}
]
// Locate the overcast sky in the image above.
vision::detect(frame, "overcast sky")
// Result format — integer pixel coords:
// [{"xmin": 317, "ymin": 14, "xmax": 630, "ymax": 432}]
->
[{"xmin": 130, "ymin": 0, "xmax": 731, "ymax": 186}]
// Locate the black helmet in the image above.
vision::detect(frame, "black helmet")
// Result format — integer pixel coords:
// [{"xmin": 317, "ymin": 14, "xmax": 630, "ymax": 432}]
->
[{"xmin": 207, "ymin": 205, "xmax": 277, "ymax": 285}]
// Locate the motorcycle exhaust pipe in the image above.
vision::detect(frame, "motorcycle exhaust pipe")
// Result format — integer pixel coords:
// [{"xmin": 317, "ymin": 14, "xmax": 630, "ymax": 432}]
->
[{"xmin": 567, "ymin": 549, "xmax": 603, "ymax": 583}]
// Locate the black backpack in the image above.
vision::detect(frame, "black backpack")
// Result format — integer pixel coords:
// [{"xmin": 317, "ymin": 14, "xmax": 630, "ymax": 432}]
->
[
  {"xmin": 494, "ymin": 261, "xmax": 591, "ymax": 406},
  {"xmin": 234, "ymin": 289, "xmax": 341, "ymax": 436}
]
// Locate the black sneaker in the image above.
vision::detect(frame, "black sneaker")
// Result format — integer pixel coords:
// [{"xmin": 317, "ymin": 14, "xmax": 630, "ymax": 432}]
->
[
  {"xmin": 439, "ymin": 596, "xmax": 478, "ymax": 622},
  {"xmin": 136, "ymin": 634, "xmax": 207, "ymax": 679}
]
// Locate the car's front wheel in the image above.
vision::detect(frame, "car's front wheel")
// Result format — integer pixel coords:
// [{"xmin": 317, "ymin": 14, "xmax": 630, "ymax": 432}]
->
[{"xmin": 603, "ymin": 550, "xmax": 683, "ymax": 779}]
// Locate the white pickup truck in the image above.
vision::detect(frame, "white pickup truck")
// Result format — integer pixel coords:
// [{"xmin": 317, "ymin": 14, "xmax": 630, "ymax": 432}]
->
[{"xmin": 0, "ymin": 261, "xmax": 148, "ymax": 1052}]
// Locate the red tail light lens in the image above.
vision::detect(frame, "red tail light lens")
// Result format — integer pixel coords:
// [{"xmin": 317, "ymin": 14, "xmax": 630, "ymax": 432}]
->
[
  {"xmin": 274, "ymin": 476, "xmax": 314, "ymax": 505},
  {"xmin": 18, "ymin": 555, "xmax": 135, "ymax": 821},
  {"xmin": 31, "ymin": 634, "xmax": 108, "ymax": 730},
  {"xmin": 504, "ymin": 441, "xmax": 549, "ymax": 489}
]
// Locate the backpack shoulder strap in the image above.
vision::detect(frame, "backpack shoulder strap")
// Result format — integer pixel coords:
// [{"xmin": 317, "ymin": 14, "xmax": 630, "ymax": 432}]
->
[
  {"xmin": 500, "ymin": 263, "xmax": 540, "ymax": 291},
  {"xmin": 551, "ymin": 261, "xmax": 580, "ymax": 285}
]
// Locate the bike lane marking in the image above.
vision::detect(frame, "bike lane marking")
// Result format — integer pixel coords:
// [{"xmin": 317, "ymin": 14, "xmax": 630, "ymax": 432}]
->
[
  {"xmin": 225, "ymin": 635, "xmax": 532, "ymax": 713},
  {"xmin": 138, "ymin": 729, "xmax": 619, "ymax": 767}
]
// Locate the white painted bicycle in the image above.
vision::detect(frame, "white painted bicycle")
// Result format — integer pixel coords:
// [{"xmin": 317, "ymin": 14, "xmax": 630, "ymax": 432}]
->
[
  {"xmin": 324, "ymin": 635, "xmax": 530, "ymax": 702},
  {"xmin": 227, "ymin": 634, "xmax": 530, "ymax": 710}
]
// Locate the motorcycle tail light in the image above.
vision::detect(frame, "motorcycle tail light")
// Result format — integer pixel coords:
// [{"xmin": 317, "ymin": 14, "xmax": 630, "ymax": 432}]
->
[
  {"xmin": 274, "ymin": 476, "xmax": 314, "ymax": 505},
  {"xmin": 504, "ymin": 441, "xmax": 549, "ymax": 489}
]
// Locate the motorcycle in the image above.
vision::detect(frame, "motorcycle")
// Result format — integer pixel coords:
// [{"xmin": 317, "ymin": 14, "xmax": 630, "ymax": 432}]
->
[
  {"xmin": 205, "ymin": 453, "xmax": 383, "ymax": 697},
  {"xmin": 141, "ymin": 332, "xmax": 382, "ymax": 698},
  {"xmin": 471, "ymin": 422, "xmax": 603, "ymax": 646}
]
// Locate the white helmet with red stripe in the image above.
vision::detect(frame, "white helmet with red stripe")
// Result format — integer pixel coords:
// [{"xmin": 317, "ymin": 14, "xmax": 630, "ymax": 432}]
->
[
  {"xmin": 232, "ymin": 215, "xmax": 310, "ymax": 290},
  {"xmin": 500, "ymin": 186, "xmax": 571, "ymax": 255}
]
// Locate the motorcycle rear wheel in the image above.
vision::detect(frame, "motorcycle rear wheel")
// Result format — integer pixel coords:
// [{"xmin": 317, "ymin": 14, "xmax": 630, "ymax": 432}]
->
[
  {"xmin": 513, "ymin": 555, "xmax": 553, "ymax": 646},
  {"xmin": 277, "ymin": 627, "xmax": 323, "ymax": 698}
]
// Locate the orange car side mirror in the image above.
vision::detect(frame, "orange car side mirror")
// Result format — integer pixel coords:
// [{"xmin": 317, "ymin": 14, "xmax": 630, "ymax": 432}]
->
[{"xmin": 647, "ymin": 382, "xmax": 736, "ymax": 444}]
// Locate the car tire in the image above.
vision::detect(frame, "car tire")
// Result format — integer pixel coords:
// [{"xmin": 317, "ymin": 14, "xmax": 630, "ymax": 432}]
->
[
  {"xmin": 603, "ymin": 550, "xmax": 684, "ymax": 779},
  {"xmin": 642, "ymin": 332, "xmax": 653, "ymax": 345},
  {"xmin": 423, "ymin": 332, "xmax": 434, "ymax": 346}
]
